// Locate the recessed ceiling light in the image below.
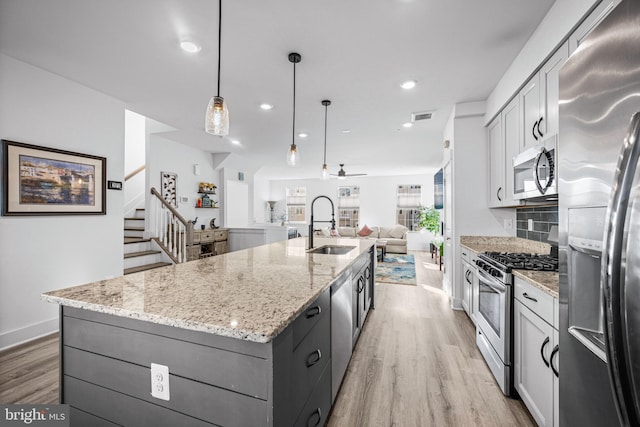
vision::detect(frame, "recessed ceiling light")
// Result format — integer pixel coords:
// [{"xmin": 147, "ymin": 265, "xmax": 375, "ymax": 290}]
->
[
  {"xmin": 180, "ymin": 40, "xmax": 201, "ymax": 53},
  {"xmin": 401, "ymin": 80, "xmax": 417, "ymax": 90},
  {"xmin": 342, "ymin": 129, "xmax": 352, "ymax": 134},
  {"xmin": 402, "ymin": 122, "xmax": 413, "ymax": 128},
  {"xmin": 298, "ymin": 133, "xmax": 308, "ymax": 138},
  {"xmin": 260, "ymin": 103, "xmax": 273, "ymax": 110},
  {"xmin": 230, "ymin": 139, "xmax": 241, "ymax": 145}
]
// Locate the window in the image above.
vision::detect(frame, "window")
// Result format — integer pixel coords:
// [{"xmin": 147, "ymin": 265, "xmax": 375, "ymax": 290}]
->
[
  {"xmin": 286, "ymin": 187, "xmax": 306, "ymax": 223},
  {"xmin": 337, "ymin": 186, "xmax": 360, "ymax": 227},
  {"xmin": 396, "ymin": 184, "xmax": 422, "ymax": 230}
]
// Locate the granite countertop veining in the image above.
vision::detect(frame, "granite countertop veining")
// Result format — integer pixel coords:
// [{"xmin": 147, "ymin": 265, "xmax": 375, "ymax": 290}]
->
[
  {"xmin": 460, "ymin": 236, "xmax": 558, "ymax": 298},
  {"xmin": 42, "ymin": 237, "xmax": 374, "ymax": 343}
]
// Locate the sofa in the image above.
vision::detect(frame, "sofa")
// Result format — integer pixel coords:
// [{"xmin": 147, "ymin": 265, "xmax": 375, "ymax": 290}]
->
[{"xmin": 318, "ymin": 225, "xmax": 408, "ymax": 254}]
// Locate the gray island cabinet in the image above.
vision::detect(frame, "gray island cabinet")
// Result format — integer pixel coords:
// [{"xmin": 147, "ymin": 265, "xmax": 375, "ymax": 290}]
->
[{"xmin": 43, "ymin": 237, "xmax": 375, "ymax": 427}]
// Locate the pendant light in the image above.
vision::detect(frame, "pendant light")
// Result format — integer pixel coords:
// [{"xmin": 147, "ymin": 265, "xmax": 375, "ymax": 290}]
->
[
  {"xmin": 287, "ymin": 53, "xmax": 302, "ymax": 166},
  {"xmin": 205, "ymin": 0, "xmax": 229, "ymax": 136},
  {"xmin": 321, "ymin": 100, "xmax": 331, "ymax": 180}
]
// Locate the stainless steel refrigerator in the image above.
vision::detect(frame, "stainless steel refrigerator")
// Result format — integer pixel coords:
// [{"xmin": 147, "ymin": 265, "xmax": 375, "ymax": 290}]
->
[{"xmin": 559, "ymin": 0, "xmax": 640, "ymax": 425}]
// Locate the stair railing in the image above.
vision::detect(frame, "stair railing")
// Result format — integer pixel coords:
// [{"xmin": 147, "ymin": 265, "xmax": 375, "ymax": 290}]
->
[{"xmin": 150, "ymin": 187, "xmax": 192, "ymax": 263}]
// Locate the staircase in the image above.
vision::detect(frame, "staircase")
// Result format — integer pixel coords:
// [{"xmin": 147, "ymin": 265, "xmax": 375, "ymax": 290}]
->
[{"xmin": 124, "ymin": 208, "xmax": 172, "ymax": 275}]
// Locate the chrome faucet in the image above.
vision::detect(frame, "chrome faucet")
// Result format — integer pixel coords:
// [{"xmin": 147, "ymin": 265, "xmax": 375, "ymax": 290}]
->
[{"xmin": 308, "ymin": 195, "xmax": 336, "ymax": 249}]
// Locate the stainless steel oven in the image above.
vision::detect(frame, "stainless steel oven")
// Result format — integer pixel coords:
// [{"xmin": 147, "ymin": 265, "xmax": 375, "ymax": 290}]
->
[{"xmin": 475, "ymin": 264, "xmax": 513, "ymax": 396}]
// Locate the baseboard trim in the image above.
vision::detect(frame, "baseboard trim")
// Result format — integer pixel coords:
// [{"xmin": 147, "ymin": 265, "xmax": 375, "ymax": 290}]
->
[
  {"xmin": 0, "ymin": 318, "xmax": 59, "ymax": 352},
  {"xmin": 450, "ymin": 297, "xmax": 463, "ymax": 310}
]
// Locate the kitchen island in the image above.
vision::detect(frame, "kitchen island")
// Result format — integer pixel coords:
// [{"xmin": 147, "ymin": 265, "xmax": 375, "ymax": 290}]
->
[{"xmin": 43, "ymin": 237, "xmax": 376, "ymax": 427}]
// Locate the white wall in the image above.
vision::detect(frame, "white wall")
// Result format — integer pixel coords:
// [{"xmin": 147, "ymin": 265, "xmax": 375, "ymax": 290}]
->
[
  {"xmin": 484, "ymin": 0, "xmax": 598, "ymax": 123},
  {"xmin": 146, "ymin": 134, "xmax": 221, "ymax": 231},
  {"xmin": 267, "ymin": 173, "xmax": 438, "ymax": 235},
  {"xmin": 0, "ymin": 54, "xmax": 125, "ymax": 350}
]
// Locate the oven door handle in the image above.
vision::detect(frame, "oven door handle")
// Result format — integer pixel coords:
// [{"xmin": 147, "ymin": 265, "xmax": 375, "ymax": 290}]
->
[{"xmin": 476, "ymin": 268, "xmax": 506, "ymax": 293}]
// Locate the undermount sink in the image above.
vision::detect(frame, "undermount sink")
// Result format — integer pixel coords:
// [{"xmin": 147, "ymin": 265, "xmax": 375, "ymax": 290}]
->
[{"xmin": 308, "ymin": 245, "xmax": 356, "ymax": 255}]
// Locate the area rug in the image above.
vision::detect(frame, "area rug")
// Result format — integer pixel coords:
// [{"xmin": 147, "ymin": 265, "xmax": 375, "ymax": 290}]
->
[{"xmin": 375, "ymin": 254, "xmax": 416, "ymax": 286}]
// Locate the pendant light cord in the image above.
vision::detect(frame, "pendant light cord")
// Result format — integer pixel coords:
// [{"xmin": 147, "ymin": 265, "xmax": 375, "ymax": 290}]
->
[
  {"xmin": 323, "ymin": 104, "xmax": 328, "ymax": 163},
  {"xmin": 292, "ymin": 61, "xmax": 296, "ymax": 145},
  {"xmin": 217, "ymin": 0, "xmax": 222, "ymax": 96}
]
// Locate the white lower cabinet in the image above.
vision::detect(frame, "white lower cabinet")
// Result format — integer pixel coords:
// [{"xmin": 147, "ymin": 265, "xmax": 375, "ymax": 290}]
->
[{"xmin": 514, "ymin": 277, "xmax": 559, "ymax": 427}]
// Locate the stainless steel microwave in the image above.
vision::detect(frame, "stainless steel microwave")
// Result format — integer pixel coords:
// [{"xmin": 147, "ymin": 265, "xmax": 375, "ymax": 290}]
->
[{"xmin": 513, "ymin": 135, "xmax": 557, "ymax": 200}]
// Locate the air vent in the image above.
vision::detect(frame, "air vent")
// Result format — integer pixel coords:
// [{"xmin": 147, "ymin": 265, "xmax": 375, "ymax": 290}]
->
[{"xmin": 411, "ymin": 111, "xmax": 435, "ymax": 122}]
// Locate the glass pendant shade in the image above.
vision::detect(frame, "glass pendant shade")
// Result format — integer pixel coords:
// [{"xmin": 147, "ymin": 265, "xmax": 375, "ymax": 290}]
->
[
  {"xmin": 287, "ymin": 143, "xmax": 299, "ymax": 166},
  {"xmin": 321, "ymin": 164, "xmax": 329, "ymax": 180},
  {"xmin": 205, "ymin": 96, "xmax": 229, "ymax": 136}
]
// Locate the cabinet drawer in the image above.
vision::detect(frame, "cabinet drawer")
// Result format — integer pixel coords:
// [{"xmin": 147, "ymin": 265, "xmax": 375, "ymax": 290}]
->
[
  {"xmin": 292, "ymin": 288, "xmax": 330, "ymax": 349},
  {"xmin": 515, "ymin": 277, "xmax": 554, "ymax": 324},
  {"xmin": 460, "ymin": 247, "xmax": 470, "ymax": 263},
  {"xmin": 294, "ymin": 360, "xmax": 331, "ymax": 427},
  {"xmin": 214, "ymin": 241, "xmax": 228, "ymax": 255},
  {"xmin": 292, "ymin": 311, "xmax": 330, "ymax": 416},
  {"xmin": 191, "ymin": 232, "xmax": 201, "ymax": 244},
  {"xmin": 200, "ymin": 231, "xmax": 215, "ymax": 242},
  {"xmin": 214, "ymin": 229, "xmax": 228, "ymax": 241}
]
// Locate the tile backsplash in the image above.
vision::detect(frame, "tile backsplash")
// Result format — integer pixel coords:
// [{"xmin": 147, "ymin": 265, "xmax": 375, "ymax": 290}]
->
[{"xmin": 516, "ymin": 205, "xmax": 558, "ymax": 243}]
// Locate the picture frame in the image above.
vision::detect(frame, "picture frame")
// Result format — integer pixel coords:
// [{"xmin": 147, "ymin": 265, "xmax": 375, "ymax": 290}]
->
[
  {"xmin": 2, "ymin": 140, "xmax": 107, "ymax": 216},
  {"xmin": 161, "ymin": 171, "xmax": 178, "ymax": 208}
]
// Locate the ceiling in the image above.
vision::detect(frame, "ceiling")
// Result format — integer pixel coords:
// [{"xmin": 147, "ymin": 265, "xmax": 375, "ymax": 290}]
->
[{"xmin": 0, "ymin": 0, "xmax": 555, "ymax": 180}]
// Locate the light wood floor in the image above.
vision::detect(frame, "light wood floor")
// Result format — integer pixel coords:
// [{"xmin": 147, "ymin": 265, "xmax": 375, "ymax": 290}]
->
[{"xmin": 0, "ymin": 251, "xmax": 534, "ymax": 426}]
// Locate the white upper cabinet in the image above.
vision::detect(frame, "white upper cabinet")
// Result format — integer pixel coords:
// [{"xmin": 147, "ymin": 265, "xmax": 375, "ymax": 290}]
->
[
  {"xmin": 569, "ymin": 0, "xmax": 622, "ymax": 55},
  {"xmin": 502, "ymin": 96, "xmax": 521, "ymax": 205},
  {"xmin": 487, "ymin": 115, "xmax": 505, "ymax": 207},
  {"xmin": 539, "ymin": 43, "xmax": 569, "ymax": 140},
  {"xmin": 519, "ymin": 42, "xmax": 568, "ymax": 151}
]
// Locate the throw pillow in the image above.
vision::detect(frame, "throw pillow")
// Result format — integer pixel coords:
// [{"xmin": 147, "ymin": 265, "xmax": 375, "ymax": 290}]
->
[
  {"xmin": 389, "ymin": 224, "xmax": 408, "ymax": 239},
  {"xmin": 357, "ymin": 224, "xmax": 373, "ymax": 237},
  {"xmin": 321, "ymin": 227, "xmax": 331, "ymax": 237},
  {"xmin": 330, "ymin": 228, "xmax": 340, "ymax": 237}
]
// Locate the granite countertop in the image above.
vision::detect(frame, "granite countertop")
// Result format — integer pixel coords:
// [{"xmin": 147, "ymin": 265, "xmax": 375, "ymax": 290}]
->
[
  {"xmin": 513, "ymin": 270, "xmax": 559, "ymax": 298},
  {"xmin": 42, "ymin": 237, "xmax": 374, "ymax": 343},
  {"xmin": 460, "ymin": 236, "xmax": 558, "ymax": 298}
]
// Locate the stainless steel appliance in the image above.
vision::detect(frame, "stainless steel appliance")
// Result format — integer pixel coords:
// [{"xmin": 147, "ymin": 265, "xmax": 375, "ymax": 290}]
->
[
  {"xmin": 475, "ymin": 252, "xmax": 559, "ymax": 397},
  {"xmin": 331, "ymin": 272, "xmax": 352, "ymax": 403},
  {"xmin": 559, "ymin": 1, "xmax": 640, "ymax": 425},
  {"xmin": 513, "ymin": 135, "xmax": 557, "ymax": 201}
]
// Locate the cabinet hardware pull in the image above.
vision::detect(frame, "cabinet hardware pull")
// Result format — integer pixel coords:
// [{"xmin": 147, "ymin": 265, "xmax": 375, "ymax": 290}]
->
[
  {"xmin": 537, "ymin": 117, "xmax": 544, "ymax": 138},
  {"xmin": 533, "ymin": 119, "xmax": 539, "ymax": 141},
  {"xmin": 357, "ymin": 277, "xmax": 364, "ymax": 293},
  {"xmin": 306, "ymin": 306, "xmax": 322, "ymax": 318},
  {"xmin": 306, "ymin": 349, "xmax": 322, "ymax": 367},
  {"xmin": 497, "ymin": 187, "xmax": 502, "ymax": 201},
  {"xmin": 550, "ymin": 344, "xmax": 559, "ymax": 377},
  {"xmin": 541, "ymin": 336, "xmax": 550, "ymax": 367},
  {"xmin": 364, "ymin": 266, "xmax": 371, "ymax": 279},
  {"xmin": 307, "ymin": 408, "xmax": 322, "ymax": 427},
  {"xmin": 465, "ymin": 270, "xmax": 472, "ymax": 284},
  {"xmin": 523, "ymin": 292, "xmax": 538, "ymax": 303}
]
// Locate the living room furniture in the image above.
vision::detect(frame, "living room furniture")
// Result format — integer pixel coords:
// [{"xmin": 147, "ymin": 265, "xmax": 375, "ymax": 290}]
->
[
  {"xmin": 334, "ymin": 225, "xmax": 408, "ymax": 254},
  {"xmin": 186, "ymin": 228, "xmax": 228, "ymax": 261},
  {"xmin": 376, "ymin": 240, "xmax": 387, "ymax": 262},
  {"xmin": 430, "ymin": 242, "xmax": 442, "ymax": 271}
]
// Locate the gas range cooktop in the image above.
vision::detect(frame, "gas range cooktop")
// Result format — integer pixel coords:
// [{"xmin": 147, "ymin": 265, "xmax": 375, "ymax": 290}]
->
[{"xmin": 481, "ymin": 252, "xmax": 559, "ymax": 272}]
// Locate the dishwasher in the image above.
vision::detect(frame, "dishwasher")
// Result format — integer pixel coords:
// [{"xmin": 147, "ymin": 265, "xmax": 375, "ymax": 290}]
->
[{"xmin": 331, "ymin": 272, "xmax": 352, "ymax": 402}]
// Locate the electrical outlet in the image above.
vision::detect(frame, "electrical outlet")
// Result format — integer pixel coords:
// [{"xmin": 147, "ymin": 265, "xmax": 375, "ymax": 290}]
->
[
  {"xmin": 150, "ymin": 363, "xmax": 170, "ymax": 401},
  {"xmin": 504, "ymin": 219, "xmax": 513, "ymax": 230},
  {"xmin": 528, "ymin": 219, "xmax": 534, "ymax": 231}
]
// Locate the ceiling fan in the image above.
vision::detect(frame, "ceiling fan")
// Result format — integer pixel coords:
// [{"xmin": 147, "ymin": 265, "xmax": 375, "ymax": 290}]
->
[{"xmin": 331, "ymin": 164, "xmax": 367, "ymax": 179}]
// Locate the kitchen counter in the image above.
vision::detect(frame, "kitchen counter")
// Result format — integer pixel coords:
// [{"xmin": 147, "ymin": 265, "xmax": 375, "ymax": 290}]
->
[
  {"xmin": 43, "ymin": 237, "xmax": 374, "ymax": 343},
  {"xmin": 513, "ymin": 270, "xmax": 559, "ymax": 298},
  {"xmin": 460, "ymin": 236, "xmax": 558, "ymax": 298}
]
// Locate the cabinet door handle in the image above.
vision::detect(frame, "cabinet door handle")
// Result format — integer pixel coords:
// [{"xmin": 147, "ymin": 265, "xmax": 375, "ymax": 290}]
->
[
  {"xmin": 364, "ymin": 266, "xmax": 371, "ymax": 280},
  {"xmin": 305, "ymin": 305, "xmax": 322, "ymax": 318},
  {"xmin": 550, "ymin": 344, "xmax": 559, "ymax": 377},
  {"xmin": 522, "ymin": 292, "xmax": 538, "ymax": 303},
  {"xmin": 307, "ymin": 408, "xmax": 322, "ymax": 427},
  {"xmin": 497, "ymin": 187, "xmax": 502, "ymax": 201},
  {"xmin": 541, "ymin": 336, "xmax": 550, "ymax": 367},
  {"xmin": 465, "ymin": 270, "xmax": 472, "ymax": 284},
  {"xmin": 306, "ymin": 349, "xmax": 322, "ymax": 368},
  {"xmin": 357, "ymin": 277, "xmax": 364, "ymax": 293},
  {"xmin": 537, "ymin": 117, "xmax": 544, "ymax": 138},
  {"xmin": 533, "ymin": 119, "xmax": 539, "ymax": 141}
]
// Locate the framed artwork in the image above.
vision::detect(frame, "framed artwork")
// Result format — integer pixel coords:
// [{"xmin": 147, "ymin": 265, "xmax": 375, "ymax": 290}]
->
[
  {"xmin": 434, "ymin": 168, "xmax": 444, "ymax": 209},
  {"xmin": 161, "ymin": 171, "xmax": 178, "ymax": 208},
  {"xmin": 2, "ymin": 140, "xmax": 106, "ymax": 216}
]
